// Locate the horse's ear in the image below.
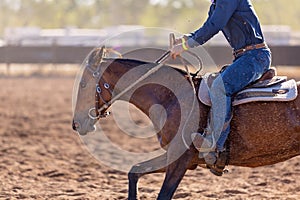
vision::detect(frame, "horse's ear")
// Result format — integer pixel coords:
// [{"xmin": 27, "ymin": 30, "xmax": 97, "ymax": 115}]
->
[{"xmin": 95, "ymin": 46, "xmax": 105, "ymax": 66}]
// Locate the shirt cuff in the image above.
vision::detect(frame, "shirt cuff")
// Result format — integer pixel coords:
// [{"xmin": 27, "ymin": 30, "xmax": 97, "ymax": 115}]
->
[{"xmin": 186, "ymin": 36, "xmax": 201, "ymax": 48}]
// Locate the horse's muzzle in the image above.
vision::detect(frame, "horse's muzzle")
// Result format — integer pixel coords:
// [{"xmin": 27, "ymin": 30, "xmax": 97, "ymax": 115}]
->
[{"xmin": 72, "ymin": 120, "xmax": 80, "ymax": 131}]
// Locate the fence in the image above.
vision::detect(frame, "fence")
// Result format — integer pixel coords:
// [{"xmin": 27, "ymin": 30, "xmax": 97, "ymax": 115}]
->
[{"xmin": 0, "ymin": 45, "xmax": 299, "ymax": 66}]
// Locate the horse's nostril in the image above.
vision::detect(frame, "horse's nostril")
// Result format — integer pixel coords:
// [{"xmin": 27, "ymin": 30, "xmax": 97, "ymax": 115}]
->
[
  {"xmin": 72, "ymin": 120, "xmax": 76, "ymax": 131},
  {"xmin": 72, "ymin": 120, "xmax": 80, "ymax": 131}
]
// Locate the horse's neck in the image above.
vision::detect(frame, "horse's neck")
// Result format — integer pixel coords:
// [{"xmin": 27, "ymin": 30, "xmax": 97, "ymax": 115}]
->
[
  {"xmin": 109, "ymin": 58, "xmax": 202, "ymax": 117},
  {"xmin": 107, "ymin": 59, "xmax": 162, "ymax": 116},
  {"xmin": 128, "ymin": 84, "xmax": 171, "ymax": 117}
]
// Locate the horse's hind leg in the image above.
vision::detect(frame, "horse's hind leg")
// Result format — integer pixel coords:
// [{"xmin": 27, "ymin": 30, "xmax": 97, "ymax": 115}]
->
[
  {"xmin": 157, "ymin": 149, "xmax": 195, "ymax": 200},
  {"xmin": 128, "ymin": 152, "xmax": 167, "ymax": 200}
]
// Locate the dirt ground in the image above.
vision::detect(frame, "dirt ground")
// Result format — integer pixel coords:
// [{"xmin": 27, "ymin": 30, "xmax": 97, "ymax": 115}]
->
[{"xmin": 1, "ymin": 67, "xmax": 300, "ymax": 199}]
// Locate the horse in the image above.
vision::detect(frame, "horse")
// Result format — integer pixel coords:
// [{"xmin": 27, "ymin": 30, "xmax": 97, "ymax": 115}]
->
[{"xmin": 72, "ymin": 47, "xmax": 300, "ymax": 200}]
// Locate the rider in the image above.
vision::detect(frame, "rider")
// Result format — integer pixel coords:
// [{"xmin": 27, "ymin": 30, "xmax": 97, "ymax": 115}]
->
[{"xmin": 171, "ymin": 0, "xmax": 271, "ymax": 161}]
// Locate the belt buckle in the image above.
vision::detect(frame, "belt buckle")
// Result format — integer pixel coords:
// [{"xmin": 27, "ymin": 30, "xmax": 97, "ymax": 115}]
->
[{"xmin": 234, "ymin": 48, "xmax": 246, "ymax": 57}]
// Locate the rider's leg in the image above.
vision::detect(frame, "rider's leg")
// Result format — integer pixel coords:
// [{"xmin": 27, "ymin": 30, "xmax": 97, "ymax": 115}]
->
[
  {"xmin": 192, "ymin": 75, "xmax": 232, "ymax": 151},
  {"xmin": 191, "ymin": 75, "xmax": 231, "ymax": 152},
  {"xmin": 209, "ymin": 79, "xmax": 232, "ymax": 152},
  {"xmin": 192, "ymin": 48, "xmax": 271, "ymax": 153}
]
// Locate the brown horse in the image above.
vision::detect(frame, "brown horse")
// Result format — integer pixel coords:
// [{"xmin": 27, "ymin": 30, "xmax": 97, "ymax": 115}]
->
[{"xmin": 72, "ymin": 47, "xmax": 300, "ymax": 200}]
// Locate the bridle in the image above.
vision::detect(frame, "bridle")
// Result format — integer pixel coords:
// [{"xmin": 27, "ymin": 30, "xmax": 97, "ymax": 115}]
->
[
  {"xmin": 93, "ymin": 80, "xmax": 113, "ymax": 119},
  {"xmin": 83, "ymin": 47, "xmax": 124, "ymax": 120},
  {"xmin": 86, "ymin": 60, "xmax": 113, "ymax": 120}
]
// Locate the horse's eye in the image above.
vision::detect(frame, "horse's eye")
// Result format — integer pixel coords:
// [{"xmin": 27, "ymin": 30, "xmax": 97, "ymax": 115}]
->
[{"xmin": 80, "ymin": 80, "xmax": 87, "ymax": 88}]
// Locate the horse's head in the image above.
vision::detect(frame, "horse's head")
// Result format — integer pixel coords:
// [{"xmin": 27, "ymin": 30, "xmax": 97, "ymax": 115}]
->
[{"xmin": 72, "ymin": 46, "xmax": 112, "ymax": 135}]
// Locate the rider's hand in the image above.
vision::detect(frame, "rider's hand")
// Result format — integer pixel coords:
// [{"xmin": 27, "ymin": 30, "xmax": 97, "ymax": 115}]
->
[
  {"xmin": 171, "ymin": 35, "xmax": 189, "ymax": 59},
  {"xmin": 171, "ymin": 44, "xmax": 184, "ymax": 59},
  {"xmin": 174, "ymin": 35, "xmax": 189, "ymax": 45}
]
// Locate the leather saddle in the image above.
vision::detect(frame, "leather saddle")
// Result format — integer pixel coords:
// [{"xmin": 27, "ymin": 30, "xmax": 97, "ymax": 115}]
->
[{"xmin": 198, "ymin": 67, "xmax": 298, "ymax": 107}]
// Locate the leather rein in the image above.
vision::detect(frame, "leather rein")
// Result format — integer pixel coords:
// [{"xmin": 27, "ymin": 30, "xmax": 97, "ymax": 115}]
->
[{"xmin": 87, "ymin": 48, "xmax": 203, "ymax": 121}]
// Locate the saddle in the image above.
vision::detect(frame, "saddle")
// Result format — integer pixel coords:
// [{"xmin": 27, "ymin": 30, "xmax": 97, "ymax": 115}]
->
[{"xmin": 198, "ymin": 67, "xmax": 298, "ymax": 107}]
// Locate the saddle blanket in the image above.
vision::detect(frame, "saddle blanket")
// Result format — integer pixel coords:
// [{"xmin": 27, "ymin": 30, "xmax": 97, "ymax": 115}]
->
[{"xmin": 198, "ymin": 77, "xmax": 298, "ymax": 107}]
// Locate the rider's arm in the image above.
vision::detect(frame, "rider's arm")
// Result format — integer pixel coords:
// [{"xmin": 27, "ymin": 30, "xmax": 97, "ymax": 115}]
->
[{"xmin": 186, "ymin": 0, "xmax": 239, "ymax": 48}]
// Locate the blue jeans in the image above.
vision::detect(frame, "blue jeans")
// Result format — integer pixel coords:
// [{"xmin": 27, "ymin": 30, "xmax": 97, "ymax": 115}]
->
[{"xmin": 208, "ymin": 48, "xmax": 271, "ymax": 151}]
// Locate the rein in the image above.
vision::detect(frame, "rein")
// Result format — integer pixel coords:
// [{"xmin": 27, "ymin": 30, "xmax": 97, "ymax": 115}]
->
[
  {"xmin": 178, "ymin": 55, "xmax": 198, "ymax": 149},
  {"xmin": 92, "ymin": 57, "xmax": 171, "ymax": 119},
  {"xmin": 86, "ymin": 46, "xmax": 202, "ymax": 150},
  {"xmin": 87, "ymin": 47, "xmax": 203, "ymax": 129}
]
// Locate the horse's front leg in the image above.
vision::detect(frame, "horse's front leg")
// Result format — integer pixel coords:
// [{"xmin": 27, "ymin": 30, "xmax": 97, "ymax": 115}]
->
[
  {"xmin": 157, "ymin": 148, "xmax": 196, "ymax": 200},
  {"xmin": 128, "ymin": 152, "xmax": 167, "ymax": 200}
]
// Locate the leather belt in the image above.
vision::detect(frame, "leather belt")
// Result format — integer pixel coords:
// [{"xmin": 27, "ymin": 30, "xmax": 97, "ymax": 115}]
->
[{"xmin": 233, "ymin": 42, "xmax": 267, "ymax": 58}]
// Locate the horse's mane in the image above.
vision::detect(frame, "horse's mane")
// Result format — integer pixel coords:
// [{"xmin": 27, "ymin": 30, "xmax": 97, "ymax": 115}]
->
[{"xmin": 103, "ymin": 57, "xmax": 199, "ymax": 78}]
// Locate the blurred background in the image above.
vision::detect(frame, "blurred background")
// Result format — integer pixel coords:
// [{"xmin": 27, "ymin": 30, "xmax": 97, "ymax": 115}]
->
[
  {"xmin": 1, "ymin": 1, "xmax": 300, "ymax": 199},
  {"xmin": 0, "ymin": 0, "xmax": 300, "ymax": 75}
]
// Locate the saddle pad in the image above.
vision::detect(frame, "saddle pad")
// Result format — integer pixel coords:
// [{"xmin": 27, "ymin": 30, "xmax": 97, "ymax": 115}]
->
[{"xmin": 198, "ymin": 78, "xmax": 298, "ymax": 107}]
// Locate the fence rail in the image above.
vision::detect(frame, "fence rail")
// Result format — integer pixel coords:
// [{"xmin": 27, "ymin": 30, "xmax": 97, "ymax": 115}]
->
[{"xmin": 0, "ymin": 45, "xmax": 299, "ymax": 66}]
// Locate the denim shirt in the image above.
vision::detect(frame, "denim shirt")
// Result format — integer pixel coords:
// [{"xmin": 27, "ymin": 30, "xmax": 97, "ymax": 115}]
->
[{"xmin": 187, "ymin": 0, "xmax": 264, "ymax": 51}]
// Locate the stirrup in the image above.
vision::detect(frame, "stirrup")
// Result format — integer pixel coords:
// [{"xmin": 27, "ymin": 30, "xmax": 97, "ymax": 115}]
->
[{"xmin": 191, "ymin": 132, "xmax": 216, "ymax": 153}]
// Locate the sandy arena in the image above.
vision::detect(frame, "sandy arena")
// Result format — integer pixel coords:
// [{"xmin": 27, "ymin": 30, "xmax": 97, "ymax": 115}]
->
[{"xmin": 1, "ymin": 66, "xmax": 300, "ymax": 199}]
